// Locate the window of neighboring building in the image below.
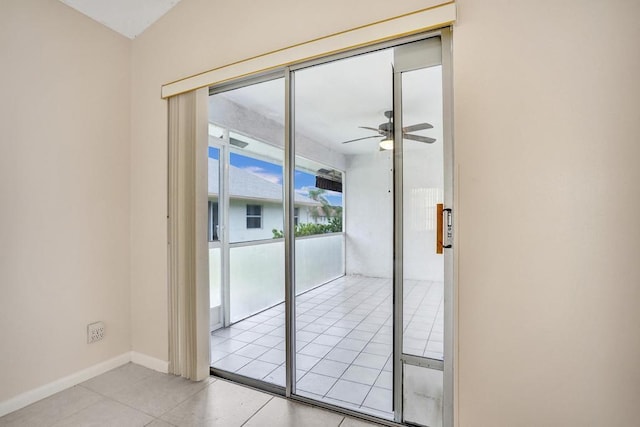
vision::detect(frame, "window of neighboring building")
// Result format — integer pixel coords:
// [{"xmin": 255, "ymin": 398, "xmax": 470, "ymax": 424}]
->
[
  {"xmin": 294, "ymin": 207, "xmax": 300, "ymax": 226},
  {"xmin": 246, "ymin": 204, "xmax": 262, "ymax": 229}
]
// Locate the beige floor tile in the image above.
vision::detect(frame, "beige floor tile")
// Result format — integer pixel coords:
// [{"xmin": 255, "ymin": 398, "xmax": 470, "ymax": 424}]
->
[
  {"xmin": 80, "ymin": 363, "xmax": 155, "ymax": 396},
  {"xmin": 145, "ymin": 420, "xmax": 176, "ymax": 427},
  {"xmin": 109, "ymin": 372, "xmax": 211, "ymax": 417},
  {"xmin": 160, "ymin": 379, "xmax": 272, "ymax": 426},
  {"xmin": 51, "ymin": 399, "xmax": 154, "ymax": 426},
  {"xmin": 0, "ymin": 386, "xmax": 101, "ymax": 427},
  {"xmin": 244, "ymin": 396, "xmax": 344, "ymax": 427}
]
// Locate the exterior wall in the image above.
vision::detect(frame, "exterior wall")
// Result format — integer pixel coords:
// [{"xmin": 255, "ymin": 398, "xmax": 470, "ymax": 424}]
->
[
  {"xmin": 345, "ymin": 147, "xmax": 444, "ymax": 282},
  {"xmin": 130, "ymin": 0, "xmax": 640, "ymax": 426},
  {"xmin": 296, "ymin": 205, "xmax": 314, "ymax": 225},
  {"xmin": 229, "ymin": 200, "xmax": 283, "ymax": 242},
  {"xmin": 345, "ymin": 151, "xmax": 394, "ymax": 279},
  {"xmin": 211, "ymin": 198, "xmax": 317, "ymax": 242},
  {"xmin": 0, "ymin": 0, "xmax": 131, "ymax": 403}
]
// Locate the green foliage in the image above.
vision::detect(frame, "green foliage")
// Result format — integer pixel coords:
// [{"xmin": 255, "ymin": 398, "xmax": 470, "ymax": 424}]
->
[
  {"xmin": 272, "ymin": 216, "xmax": 342, "ymax": 239},
  {"xmin": 327, "ymin": 216, "xmax": 342, "ymax": 232},
  {"xmin": 272, "ymin": 187, "xmax": 343, "ymax": 238}
]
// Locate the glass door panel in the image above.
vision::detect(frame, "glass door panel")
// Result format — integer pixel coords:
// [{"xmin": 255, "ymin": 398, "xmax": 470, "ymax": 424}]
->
[
  {"xmin": 293, "ymin": 48, "xmax": 394, "ymax": 420},
  {"xmin": 209, "ymin": 77, "xmax": 287, "ymax": 387},
  {"xmin": 208, "ymin": 144, "xmax": 223, "ymax": 332},
  {"xmin": 227, "ymin": 137, "xmax": 285, "ymax": 322},
  {"xmin": 401, "ymin": 65, "xmax": 444, "ymax": 360}
]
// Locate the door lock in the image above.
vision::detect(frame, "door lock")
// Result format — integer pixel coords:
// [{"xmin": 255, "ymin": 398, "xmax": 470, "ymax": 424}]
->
[
  {"xmin": 443, "ymin": 208, "xmax": 452, "ymax": 249},
  {"xmin": 436, "ymin": 204, "xmax": 453, "ymax": 253}
]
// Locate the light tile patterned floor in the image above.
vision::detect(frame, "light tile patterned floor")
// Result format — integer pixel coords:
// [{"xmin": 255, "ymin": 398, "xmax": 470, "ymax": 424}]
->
[
  {"xmin": 211, "ymin": 275, "xmax": 444, "ymax": 419},
  {"xmin": 0, "ymin": 363, "xmax": 382, "ymax": 427}
]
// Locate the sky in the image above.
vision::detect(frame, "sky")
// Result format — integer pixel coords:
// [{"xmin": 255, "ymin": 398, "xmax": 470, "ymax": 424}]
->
[{"xmin": 208, "ymin": 147, "xmax": 342, "ymax": 206}]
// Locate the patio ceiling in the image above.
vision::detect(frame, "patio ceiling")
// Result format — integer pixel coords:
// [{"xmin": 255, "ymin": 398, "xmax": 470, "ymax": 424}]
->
[{"xmin": 219, "ymin": 47, "xmax": 442, "ymax": 156}]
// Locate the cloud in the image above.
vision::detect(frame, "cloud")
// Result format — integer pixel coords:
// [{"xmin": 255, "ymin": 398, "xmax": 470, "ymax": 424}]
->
[
  {"xmin": 242, "ymin": 166, "xmax": 282, "ymax": 184},
  {"xmin": 297, "ymin": 186, "xmax": 342, "ymax": 197}
]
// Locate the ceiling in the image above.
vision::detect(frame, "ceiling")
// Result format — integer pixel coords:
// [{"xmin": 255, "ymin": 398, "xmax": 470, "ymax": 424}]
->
[
  {"xmin": 59, "ymin": 0, "xmax": 183, "ymax": 39},
  {"xmin": 217, "ymin": 47, "xmax": 443, "ymax": 156}
]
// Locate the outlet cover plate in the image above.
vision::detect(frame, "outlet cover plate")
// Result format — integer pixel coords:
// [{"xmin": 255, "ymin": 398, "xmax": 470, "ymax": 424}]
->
[{"xmin": 87, "ymin": 321, "xmax": 105, "ymax": 344}]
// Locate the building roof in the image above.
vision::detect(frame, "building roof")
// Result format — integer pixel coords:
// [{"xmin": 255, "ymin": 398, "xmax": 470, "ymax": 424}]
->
[{"xmin": 208, "ymin": 158, "xmax": 318, "ymax": 205}]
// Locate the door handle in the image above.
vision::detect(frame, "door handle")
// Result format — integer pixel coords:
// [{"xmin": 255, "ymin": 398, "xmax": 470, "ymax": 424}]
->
[{"xmin": 436, "ymin": 204, "xmax": 452, "ymax": 254}]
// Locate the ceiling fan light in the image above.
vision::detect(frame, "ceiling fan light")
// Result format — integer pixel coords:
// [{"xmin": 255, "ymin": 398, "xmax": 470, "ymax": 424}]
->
[{"xmin": 379, "ymin": 138, "xmax": 393, "ymax": 150}]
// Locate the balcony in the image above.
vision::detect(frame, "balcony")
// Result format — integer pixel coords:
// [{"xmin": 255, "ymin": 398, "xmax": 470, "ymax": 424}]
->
[{"xmin": 210, "ymin": 232, "xmax": 443, "ymax": 419}]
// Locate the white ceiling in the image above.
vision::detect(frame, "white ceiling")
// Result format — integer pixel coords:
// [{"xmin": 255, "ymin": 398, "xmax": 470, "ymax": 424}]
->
[
  {"xmin": 218, "ymin": 47, "xmax": 442, "ymax": 156},
  {"xmin": 59, "ymin": 0, "xmax": 182, "ymax": 39}
]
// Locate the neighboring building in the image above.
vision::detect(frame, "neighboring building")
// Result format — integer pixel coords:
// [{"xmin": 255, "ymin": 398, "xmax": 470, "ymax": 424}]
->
[{"xmin": 208, "ymin": 158, "xmax": 321, "ymax": 242}]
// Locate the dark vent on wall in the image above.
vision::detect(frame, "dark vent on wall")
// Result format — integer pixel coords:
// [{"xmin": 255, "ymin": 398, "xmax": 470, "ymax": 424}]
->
[
  {"xmin": 230, "ymin": 138, "xmax": 248, "ymax": 148},
  {"xmin": 316, "ymin": 176, "xmax": 342, "ymax": 193}
]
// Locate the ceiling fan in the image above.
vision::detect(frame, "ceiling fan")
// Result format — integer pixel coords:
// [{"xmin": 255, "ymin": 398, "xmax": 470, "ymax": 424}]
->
[{"xmin": 340, "ymin": 110, "xmax": 435, "ymax": 150}]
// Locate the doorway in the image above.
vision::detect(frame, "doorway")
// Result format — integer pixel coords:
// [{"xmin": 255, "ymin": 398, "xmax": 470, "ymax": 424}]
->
[{"xmin": 207, "ymin": 31, "xmax": 452, "ymax": 426}]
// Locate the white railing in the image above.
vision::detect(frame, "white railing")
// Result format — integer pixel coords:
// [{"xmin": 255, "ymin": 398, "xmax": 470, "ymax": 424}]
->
[
  {"xmin": 295, "ymin": 233, "xmax": 344, "ymax": 294},
  {"xmin": 209, "ymin": 233, "xmax": 345, "ymax": 323}
]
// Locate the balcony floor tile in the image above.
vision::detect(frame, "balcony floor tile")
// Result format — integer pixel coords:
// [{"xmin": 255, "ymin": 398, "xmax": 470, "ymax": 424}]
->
[{"xmin": 211, "ymin": 275, "xmax": 443, "ymax": 421}]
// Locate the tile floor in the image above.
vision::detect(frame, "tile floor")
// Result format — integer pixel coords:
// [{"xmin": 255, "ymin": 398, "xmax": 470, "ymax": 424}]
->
[
  {"xmin": 211, "ymin": 275, "xmax": 444, "ymax": 420},
  {"xmin": 0, "ymin": 363, "xmax": 382, "ymax": 427}
]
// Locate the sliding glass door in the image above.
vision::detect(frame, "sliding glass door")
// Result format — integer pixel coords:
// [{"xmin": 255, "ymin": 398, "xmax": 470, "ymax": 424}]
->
[{"xmin": 207, "ymin": 30, "xmax": 453, "ymax": 427}]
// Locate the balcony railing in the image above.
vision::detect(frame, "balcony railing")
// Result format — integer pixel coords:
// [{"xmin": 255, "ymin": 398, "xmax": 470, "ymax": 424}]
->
[{"xmin": 210, "ymin": 232, "xmax": 345, "ymax": 323}]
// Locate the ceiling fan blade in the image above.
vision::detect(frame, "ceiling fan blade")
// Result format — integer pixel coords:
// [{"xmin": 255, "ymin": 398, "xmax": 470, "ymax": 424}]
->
[
  {"xmin": 341, "ymin": 135, "xmax": 381, "ymax": 144},
  {"xmin": 404, "ymin": 134, "xmax": 436, "ymax": 144},
  {"xmin": 358, "ymin": 126, "xmax": 382, "ymax": 133},
  {"xmin": 403, "ymin": 123, "xmax": 433, "ymax": 132}
]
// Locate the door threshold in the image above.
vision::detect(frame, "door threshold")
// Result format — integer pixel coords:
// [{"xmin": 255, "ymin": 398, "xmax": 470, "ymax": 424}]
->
[{"xmin": 210, "ymin": 368, "xmax": 403, "ymax": 427}]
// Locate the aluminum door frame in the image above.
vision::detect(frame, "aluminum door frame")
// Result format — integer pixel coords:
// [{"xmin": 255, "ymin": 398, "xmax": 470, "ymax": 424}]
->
[{"xmin": 392, "ymin": 27, "xmax": 454, "ymax": 426}]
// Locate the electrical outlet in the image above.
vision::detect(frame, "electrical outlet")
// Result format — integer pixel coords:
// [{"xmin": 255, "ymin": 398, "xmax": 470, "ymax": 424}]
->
[{"xmin": 87, "ymin": 321, "xmax": 105, "ymax": 343}]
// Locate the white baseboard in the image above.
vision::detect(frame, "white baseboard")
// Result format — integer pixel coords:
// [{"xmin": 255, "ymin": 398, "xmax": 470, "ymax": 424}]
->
[
  {"xmin": 0, "ymin": 351, "xmax": 170, "ymax": 418},
  {"xmin": 131, "ymin": 351, "xmax": 169, "ymax": 374},
  {"xmin": 0, "ymin": 352, "xmax": 130, "ymax": 418}
]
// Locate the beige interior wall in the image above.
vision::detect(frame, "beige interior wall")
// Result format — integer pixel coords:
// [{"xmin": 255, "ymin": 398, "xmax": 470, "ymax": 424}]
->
[
  {"xmin": 454, "ymin": 1, "xmax": 640, "ymax": 425},
  {"xmin": 126, "ymin": 0, "xmax": 637, "ymax": 425},
  {"xmin": 0, "ymin": 0, "xmax": 131, "ymax": 402}
]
